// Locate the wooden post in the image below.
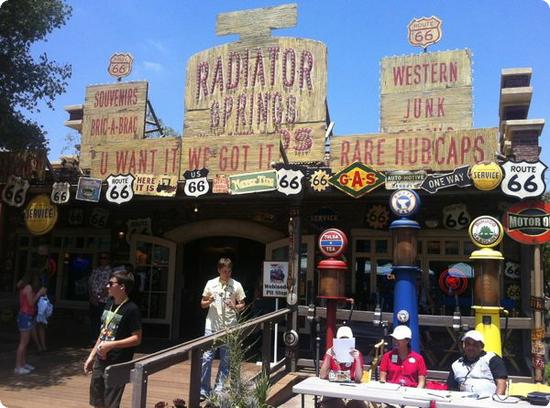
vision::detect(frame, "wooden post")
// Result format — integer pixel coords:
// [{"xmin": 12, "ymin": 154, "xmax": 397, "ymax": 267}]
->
[
  {"xmin": 188, "ymin": 348, "xmax": 203, "ymax": 408},
  {"xmin": 261, "ymin": 321, "xmax": 273, "ymax": 373},
  {"xmin": 130, "ymin": 363, "xmax": 148, "ymax": 408}
]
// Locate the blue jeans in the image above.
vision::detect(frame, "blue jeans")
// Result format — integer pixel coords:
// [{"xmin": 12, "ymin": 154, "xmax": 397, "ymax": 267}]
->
[{"xmin": 200, "ymin": 329, "xmax": 229, "ymax": 397}]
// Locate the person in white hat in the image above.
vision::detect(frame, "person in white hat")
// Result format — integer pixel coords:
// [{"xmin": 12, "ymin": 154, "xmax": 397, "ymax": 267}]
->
[
  {"xmin": 446, "ymin": 330, "xmax": 507, "ymax": 395},
  {"xmin": 379, "ymin": 325, "xmax": 427, "ymax": 388},
  {"xmin": 319, "ymin": 326, "xmax": 367, "ymax": 407}
]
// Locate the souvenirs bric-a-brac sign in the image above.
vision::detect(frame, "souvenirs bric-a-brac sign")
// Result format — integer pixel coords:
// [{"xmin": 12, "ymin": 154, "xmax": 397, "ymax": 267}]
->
[
  {"xmin": 318, "ymin": 228, "xmax": 348, "ymax": 257},
  {"xmin": 468, "ymin": 216, "xmax": 504, "ymax": 248},
  {"xmin": 229, "ymin": 170, "xmax": 277, "ymax": 195},
  {"xmin": 390, "ymin": 189, "xmax": 420, "ymax": 217},
  {"xmin": 51, "ymin": 182, "xmax": 70, "ymax": 204},
  {"xmin": 470, "ymin": 162, "xmax": 503, "ymax": 191},
  {"xmin": 309, "ymin": 169, "xmax": 331, "ymax": 192},
  {"xmin": 500, "ymin": 160, "xmax": 547, "ymax": 199},
  {"xmin": 385, "ymin": 171, "xmax": 426, "ymax": 190},
  {"xmin": 262, "ymin": 261, "xmax": 289, "ymax": 298},
  {"xmin": 108, "ymin": 52, "xmax": 134, "ymax": 80},
  {"xmin": 380, "ymin": 49, "xmax": 472, "ymax": 133},
  {"xmin": 90, "ymin": 137, "xmax": 181, "ymax": 179},
  {"xmin": 134, "ymin": 174, "xmax": 178, "ymax": 197},
  {"xmin": 420, "ymin": 165, "xmax": 471, "ymax": 194},
  {"xmin": 365, "ymin": 204, "xmax": 390, "ymax": 229},
  {"xmin": 183, "ymin": 168, "xmax": 210, "ymax": 197},
  {"xmin": 329, "ymin": 161, "xmax": 385, "ymax": 198},
  {"xmin": 23, "ymin": 195, "xmax": 58, "ymax": 236},
  {"xmin": 212, "ymin": 174, "xmax": 230, "ymax": 194},
  {"xmin": 2, "ymin": 175, "xmax": 30, "ymax": 207},
  {"xmin": 89, "ymin": 207, "xmax": 109, "ymax": 229},
  {"xmin": 331, "ymin": 128, "xmax": 497, "ymax": 173},
  {"xmin": 106, "ymin": 174, "xmax": 135, "ymax": 205},
  {"xmin": 408, "ymin": 16, "xmax": 442, "ymax": 49},
  {"xmin": 503, "ymin": 200, "xmax": 550, "ymax": 245},
  {"xmin": 276, "ymin": 165, "xmax": 304, "ymax": 196},
  {"xmin": 80, "ymin": 81, "xmax": 148, "ymax": 169},
  {"xmin": 443, "ymin": 203, "xmax": 471, "ymax": 230},
  {"xmin": 76, "ymin": 177, "xmax": 102, "ymax": 203}
]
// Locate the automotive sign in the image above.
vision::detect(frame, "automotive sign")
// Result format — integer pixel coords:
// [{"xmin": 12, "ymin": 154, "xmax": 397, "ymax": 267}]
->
[
  {"xmin": 328, "ymin": 161, "xmax": 385, "ymax": 198},
  {"xmin": 503, "ymin": 200, "xmax": 550, "ymax": 245}
]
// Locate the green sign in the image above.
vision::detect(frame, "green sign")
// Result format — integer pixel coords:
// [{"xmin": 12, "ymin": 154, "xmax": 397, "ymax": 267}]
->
[
  {"xmin": 329, "ymin": 161, "xmax": 385, "ymax": 198},
  {"xmin": 229, "ymin": 170, "xmax": 277, "ymax": 195}
]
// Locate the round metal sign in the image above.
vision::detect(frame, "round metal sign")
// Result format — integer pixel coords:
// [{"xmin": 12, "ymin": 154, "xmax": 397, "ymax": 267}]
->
[
  {"xmin": 470, "ymin": 162, "xmax": 503, "ymax": 191},
  {"xmin": 23, "ymin": 194, "xmax": 58, "ymax": 236},
  {"xmin": 503, "ymin": 200, "xmax": 550, "ymax": 245},
  {"xmin": 468, "ymin": 216, "xmax": 504, "ymax": 248},
  {"xmin": 438, "ymin": 267, "xmax": 468, "ymax": 296},
  {"xmin": 318, "ymin": 228, "xmax": 348, "ymax": 258},
  {"xmin": 389, "ymin": 189, "xmax": 420, "ymax": 217}
]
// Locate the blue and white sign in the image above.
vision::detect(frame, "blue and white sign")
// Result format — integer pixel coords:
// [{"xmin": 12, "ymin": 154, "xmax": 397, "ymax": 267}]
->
[
  {"xmin": 390, "ymin": 189, "xmax": 420, "ymax": 217},
  {"xmin": 76, "ymin": 177, "xmax": 102, "ymax": 203}
]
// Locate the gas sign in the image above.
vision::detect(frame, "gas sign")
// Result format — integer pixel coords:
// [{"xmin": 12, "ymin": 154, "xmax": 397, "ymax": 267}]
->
[{"xmin": 328, "ymin": 161, "xmax": 385, "ymax": 198}]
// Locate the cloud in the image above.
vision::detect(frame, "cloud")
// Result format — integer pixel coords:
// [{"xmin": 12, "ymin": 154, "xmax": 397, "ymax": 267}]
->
[
  {"xmin": 143, "ymin": 61, "xmax": 164, "ymax": 73},
  {"xmin": 146, "ymin": 39, "xmax": 168, "ymax": 54}
]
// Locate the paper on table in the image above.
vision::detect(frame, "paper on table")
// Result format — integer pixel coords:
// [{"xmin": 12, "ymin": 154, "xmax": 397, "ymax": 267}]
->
[{"xmin": 333, "ymin": 337, "xmax": 355, "ymax": 363}]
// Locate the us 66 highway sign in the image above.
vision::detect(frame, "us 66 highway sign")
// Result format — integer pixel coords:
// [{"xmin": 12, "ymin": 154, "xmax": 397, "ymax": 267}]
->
[{"xmin": 501, "ymin": 160, "xmax": 546, "ymax": 199}]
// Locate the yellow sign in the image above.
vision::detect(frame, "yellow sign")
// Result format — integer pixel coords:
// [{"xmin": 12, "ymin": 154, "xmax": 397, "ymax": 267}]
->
[
  {"xmin": 24, "ymin": 195, "xmax": 58, "ymax": 235},
  {"xmin": 329, "ymin": 162, "xmax": 385, "ymax": 198},
  {"xmin": 470, "ymin": 162, "xmax": 503, "ymax": 191}
]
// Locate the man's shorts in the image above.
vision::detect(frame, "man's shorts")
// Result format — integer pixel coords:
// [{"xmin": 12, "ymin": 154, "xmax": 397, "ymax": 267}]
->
[
  {"xmin": 17, "ymin": 313, "xmax": 34, "ymax": 331},
  {"xmin": 90, "ymin": 360, "xmax": 126, "ymax": 408}
]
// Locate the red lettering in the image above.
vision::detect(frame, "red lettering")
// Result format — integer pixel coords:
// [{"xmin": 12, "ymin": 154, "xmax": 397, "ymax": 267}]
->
[
  {"xmin": 351, "ymin": 172, "xmax": 363, "ymax": 188},
  {"xmin": 340, "ymin": 141, "xmax": 350, "ymax": 166}
]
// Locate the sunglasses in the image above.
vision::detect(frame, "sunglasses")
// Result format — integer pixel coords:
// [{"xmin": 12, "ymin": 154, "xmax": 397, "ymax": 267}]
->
[{"xmin": 106, "ymin": 280, "xmax": 119, "ymax": 287}]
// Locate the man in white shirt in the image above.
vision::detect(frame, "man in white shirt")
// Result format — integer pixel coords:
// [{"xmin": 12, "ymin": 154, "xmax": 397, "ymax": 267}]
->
[{"xmin": 200, "ymin": 257, "xmax": 246, "ymax": 401}]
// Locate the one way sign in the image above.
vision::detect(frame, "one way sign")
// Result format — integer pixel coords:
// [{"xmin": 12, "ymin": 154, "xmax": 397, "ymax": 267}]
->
[{"xmin": 420, "ymin": 166, "xmax": 471, "ymax": 194}]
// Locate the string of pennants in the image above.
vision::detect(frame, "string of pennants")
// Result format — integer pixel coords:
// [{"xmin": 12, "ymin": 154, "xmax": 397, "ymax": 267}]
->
[{"xmin": 1, "ymin": 159, "xmax": 546, "ymax": 207}]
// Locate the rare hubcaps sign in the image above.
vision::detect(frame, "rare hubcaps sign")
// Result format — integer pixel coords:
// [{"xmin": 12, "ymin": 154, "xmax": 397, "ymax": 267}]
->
[
  {"xmin": 106, "ymin": 174, "xmax": 135, "ymax": 204},
  {"xmin": 501, "ymin": 160, "xmax": 547, "ymax": 199},
  {"xmin": 470, "ymin": 162, "xmax": 503, "ymax": 191},
  {"xmin": 390, "ymin": 189, "xmax": 420, "ymax": 217},
  {"xmin": 51, "ymin": 182, "xmax": 70, "ymax": 204},
  {"xmin": 408, "ymin": 16, "xmax": 442, "ymax": 49},
  {"xmin": 329, "ymin": 161, "xmax": 385, "ymax": 198},
  {"xmin": 468, "ymin": 216, "xmax": 504, "ymax": 248},
  {"xmin": 503, "ymin": 200, "xmax": 550, "ymax": 245},
  {"xmin": 420, "ymin": 166, "xmax": 471, "ymax": 194}
]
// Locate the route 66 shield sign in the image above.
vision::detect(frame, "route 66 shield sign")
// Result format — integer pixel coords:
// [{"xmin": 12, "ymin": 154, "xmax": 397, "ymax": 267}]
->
[
  {"xmin": 106, "ymin": 174, "xmax": 135, "ymax": 205},
  {"xmin": 183, "ymin": 168, "xmax": 210, "ymax": 197},
  {"xmin": 51, "ymin": 182, "xmax": 70, "ymax": 204},
  {"xmin": 276, "ymin": 167, "xmax": 304, "ymax": 196},
  {"xmin": 2, "ymin": 175, "xmax": 30, "ymax": 207},
  {"xmin": 442, "ymin": 203, "xmax": 471, "ymax": 230},
  {"xmin": 501, "ymin": 160, "xmax": 547, "ymax": 199},
  {"xmin": 408, "ymin": 16, "xmax": 442, "ymax": 48}
]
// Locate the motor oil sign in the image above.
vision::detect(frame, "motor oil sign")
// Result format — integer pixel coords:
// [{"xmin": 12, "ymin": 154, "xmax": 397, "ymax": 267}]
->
[
  {"xmin": 329, "ymin": 161, "xmax": 385, "ymax": 198},
  {"xmin": 503, "ymin": 200, "xmax": 550, "ymax": 245}
]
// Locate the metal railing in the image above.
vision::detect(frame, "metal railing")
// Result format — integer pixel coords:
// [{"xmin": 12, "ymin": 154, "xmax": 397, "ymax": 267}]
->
[{"xmin": 105, "ymin": 308, "xmax": 291, "ymax": 408}]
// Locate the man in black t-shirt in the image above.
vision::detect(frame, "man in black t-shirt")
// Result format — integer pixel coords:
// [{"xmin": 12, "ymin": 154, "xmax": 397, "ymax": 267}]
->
[{"xmin": 84, "ymin": 267, "xmax": 142, "ymax": 408}]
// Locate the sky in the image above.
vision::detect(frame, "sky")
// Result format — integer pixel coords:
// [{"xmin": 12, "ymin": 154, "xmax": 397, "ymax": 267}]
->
[{"xmin": 20, "ymin": 0, "xmax": 550, "ymax": 174}]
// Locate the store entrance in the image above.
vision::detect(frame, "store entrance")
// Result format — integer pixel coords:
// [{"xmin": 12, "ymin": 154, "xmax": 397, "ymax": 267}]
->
[{"xmin": 178, "ymin": 236, "xmax": 265, "ymax": 341}]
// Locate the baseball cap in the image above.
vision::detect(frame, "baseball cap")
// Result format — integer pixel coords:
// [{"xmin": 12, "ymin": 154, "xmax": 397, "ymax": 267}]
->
[
  {"xmin": 462, "ymin": 330, "xmax": 484, "ymax": 345},
  {"xmin": 336, "ymin": 326, "xmax": 353, "ymax": 339},
  {"xmin": 391, "ymin": 325, "xmax": 412, "ymax": 340}
]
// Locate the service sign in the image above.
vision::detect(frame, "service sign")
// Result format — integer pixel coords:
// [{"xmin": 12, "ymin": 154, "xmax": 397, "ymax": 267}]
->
[
  {"xmin": 108, "ymin": 52, "xmax": 133, "ymax": 79},
  {"xmin": 385, "ymin": 171, "xmax": 426, "ymax": 190},
  {"xmin": 503, "ymin": 200, "xmax": 550, "ymax": 245},
  {"xmin": 2, "ymin": 175, "xmax": 30, "ymax": 207},
  {"xmin": 106, "ymin": 174, "xmax": 135, "ymax": 205},
  {"xmin": 276, "ymin": 166, "xmax": 304, "ymax": 196},
  {"xmin": 329, "ymin": 161, "xmax": 385, "ymax": 198},
  {"xmin": 468, "ymin": 216, "xmax": 504, "ymax": 248},
  {"xmin": 51, "ymin": 182, "xmax": 70, "ymax": 204},
  {"xmin": 183, "ymin": 168, "xmax": 210, "ymax": 197},
  {"xmin": 80, "ymin": 81, "xmax": 148, "ymax": 169},
  {"xmin": 443, "ymin": 203, "xmax": 471, "ymax": 230},
  {"xmin": 420, "ymin": 165, "xmax": 471, "ymax": 194},
  {"xmin": 76, "ymin": 177, "xmax": 102, "ymax": 203},
  {"xmin": 330, "ymin": 128, "xmax": 497, "ymax": 173},
  {"xmin": 23, "ymin": 195, "xmax": 58, "ymax": 236},
  {"xmin": 501, "ymin": 160, "xmax": 547, "ymax": 199},
  {"xmin": 262, "ymin": 261, "xmax": 289, "ymax": 298},
  {"xmin": 390, "ymin": 189, "xmax": 420, "ymax": 217},
  {"xmin": 470, "ymin": 162, "xmax": 503, "ymax": 191},
  {"xmin": 134, "ymin": 174, "xmax": 178, "ymax": 197},
  {"xmin": 380, "ymin": 49, "xmax": 472, "ymax": 133},
  {"xmin": 229, "ymin": 170, "xmax": 277, "ymax": 195},
  {"xmin": 310, "ymin": 207, "xmax": 339, "ymax": 229},
  {"xmin": 408, "ymin": 16, "xmax": 442, "ymax": 49}
]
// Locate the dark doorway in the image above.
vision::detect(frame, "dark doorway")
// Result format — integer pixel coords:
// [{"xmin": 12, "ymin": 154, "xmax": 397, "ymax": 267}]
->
[{"xmin": 178, "ymin": 236, "xmax": 265, "ymax": 341}]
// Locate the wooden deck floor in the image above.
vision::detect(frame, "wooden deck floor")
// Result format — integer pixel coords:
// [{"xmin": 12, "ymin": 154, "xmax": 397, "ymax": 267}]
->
[{"xmin": 0, "ymin": 347, "xmax": 261, "ymax": 408}]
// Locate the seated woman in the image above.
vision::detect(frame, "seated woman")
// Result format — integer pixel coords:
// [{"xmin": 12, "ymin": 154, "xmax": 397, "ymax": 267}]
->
[
  {"xmin": 319, "ymin": 326, "xmax": 367, "ymax": 408},
  {"xmin": 379, "ymin": 325, "xmax": 427, "ymax": 388}
]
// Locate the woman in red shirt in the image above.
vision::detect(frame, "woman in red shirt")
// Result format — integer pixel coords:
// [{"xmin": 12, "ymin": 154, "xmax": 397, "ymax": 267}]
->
[{"xmin": 379, "ymin": 325, "xmax": 427, "ymax": 388}]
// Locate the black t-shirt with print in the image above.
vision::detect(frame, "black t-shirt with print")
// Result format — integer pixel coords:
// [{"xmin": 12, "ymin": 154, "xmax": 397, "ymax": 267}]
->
[{"xmin": 97, "ymin": 300, "xmax": 142, "ymax": 365}]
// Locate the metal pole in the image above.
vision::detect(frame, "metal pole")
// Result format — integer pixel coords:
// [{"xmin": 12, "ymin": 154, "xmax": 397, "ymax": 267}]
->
[{"xmin": 274, "ymin": 297, "xmax": 279, "ymax": 364}]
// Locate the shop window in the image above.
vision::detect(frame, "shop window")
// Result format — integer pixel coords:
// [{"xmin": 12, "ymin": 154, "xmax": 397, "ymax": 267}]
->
[
  {"xmin": 429, "ymin": 261, "xmax": 473, "ymax": 316},
  {"xmin": 376, "ymin": 259, "xmax": 394, "ymax": 312},
  {"xmin": 427, "ymin": 240, "xmax": 441, "ymax": 255},
  {"xmin": 355, "ymin": 257, "xmax": 372, "ymax": 309},
  {"xmin": 375, "ymin": 240, "xmax": 389, "ymax": 254},
  {"xmin": 463, "ymin": 240, "xmax": 476, "ymax": 255},
  {"xmin": 355, "ymin": 239, "xmax": 371, "ymax": 253},
  {"xmin": 444, "ymin": 241, "xmax": 460, "ymax": 255},
  {"xmin": 61, "ymin": 253, "xmax": 93, "ymax": 301}
]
